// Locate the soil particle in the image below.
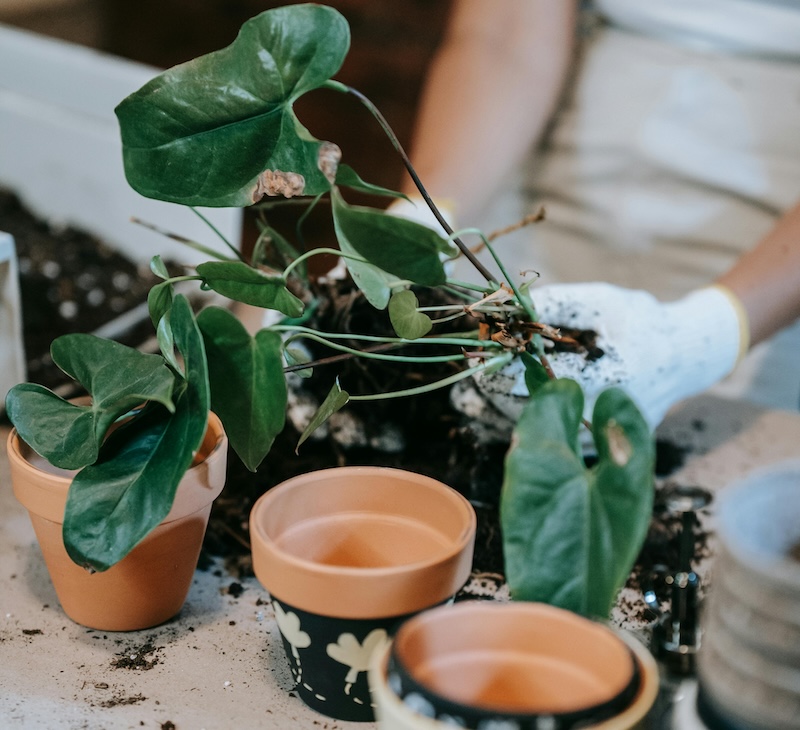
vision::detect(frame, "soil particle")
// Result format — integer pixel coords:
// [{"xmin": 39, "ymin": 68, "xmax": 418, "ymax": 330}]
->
[
  {"xmin": 112, "ymin": 641, "xmax": 162, "ymax": 670},
  {"xmin": 21, "ymin": 628, "xmax": 43, "ymax": 635},
  {"xmin": 161, "ymin": 722, "xmax": 177, "ymax": 730},
  {"xmin": 96, "ymin": 693, "xmax": 147, "ymax": 708},
  {"xmin": 226, "ymin": 582, "xmax": 245, "ymax": 598}
]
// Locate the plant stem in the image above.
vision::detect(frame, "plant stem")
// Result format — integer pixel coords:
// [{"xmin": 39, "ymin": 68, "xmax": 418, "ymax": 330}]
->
[
  {"xmin": 131, "ymin": 218, "xmax": 238, "ymax": 262},
  {"xmin": 189, "ymin": 207, "xmax": 246, "ymax": 262},
  {"xmin": 326, "ymin": 80, "xmax": 498, "ymax": 285},
  {"xmin": 270, "ymin": 324, "xmax": 494, "ymax": 349},
  {"xmin": 283, "ymin": 247, "xmax": 368, "ymax": 279},
  {"xmin": 349, "ymin": 353, "xmax": 513, "ymax": 401}
]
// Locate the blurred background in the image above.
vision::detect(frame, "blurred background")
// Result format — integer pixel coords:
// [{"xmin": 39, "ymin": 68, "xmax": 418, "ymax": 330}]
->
[{"xmin": 0, "ymin": 0, "xmax": 453, "ymax": 193}]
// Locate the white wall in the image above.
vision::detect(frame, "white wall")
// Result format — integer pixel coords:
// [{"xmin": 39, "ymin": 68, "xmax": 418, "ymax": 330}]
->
[{"xmin": 0, "ymin": 24, "xmax": 243, "ymax": 267}]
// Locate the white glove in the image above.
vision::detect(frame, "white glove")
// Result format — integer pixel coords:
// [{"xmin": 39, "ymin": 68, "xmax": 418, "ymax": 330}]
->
[
  {"xmin": 472, "ymin": 282, "xmax": 749, "ymax": 430},
  {"xmin": 535, "ymin": 283, "xmax": 749, "ymax": 426}
]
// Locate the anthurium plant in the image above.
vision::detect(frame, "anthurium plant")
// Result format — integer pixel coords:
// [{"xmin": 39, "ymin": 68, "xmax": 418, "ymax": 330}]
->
[{"xmin": 6, "ymin": 4, "xmax": 654, "ymax": 618}]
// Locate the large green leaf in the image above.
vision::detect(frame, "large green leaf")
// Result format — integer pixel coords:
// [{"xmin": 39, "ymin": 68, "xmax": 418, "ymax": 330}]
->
[
  {"xmin": 198, "ymin": 306, "xmax": 287, "ymax": 471},
  {"xmin": 62, "ymin": 295, "xmax": 210, "ymax": 572},
  {"xmin": 331, "ymin": 188, "xmax": 454, "ymax": 288},
  {"xmin": 5, "ymin": 336, "xmax": 175, "ymax": 470},
  {"xmin": 115, "ymin": 4, "xmax": 350, "ymax": 207},
  {"xmin": 196, "ymin": 261, "xmax": 304, "ymax": 316},
  {"xmin": 500, "ymin": 379, "xmax": 654, "ymax": 618}
]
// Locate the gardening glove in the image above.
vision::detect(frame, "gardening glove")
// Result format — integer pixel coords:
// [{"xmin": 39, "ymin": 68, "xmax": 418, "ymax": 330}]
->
[
  {"xmin": 471, "ymin": 283, "xmax": 749, "ymax": 431},
  {"xmin": 534, "ymin": 282, "xmax": 749, "ymax": 427}
]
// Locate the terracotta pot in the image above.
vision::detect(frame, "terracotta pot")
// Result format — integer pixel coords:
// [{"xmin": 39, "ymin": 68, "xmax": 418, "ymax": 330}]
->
[
  {"xmin": 7, "ymin": 411, "xmax": 227, "ymax": 631},
  {"xmin": 250, "ymin": 466, "xmax": 477, "ymax": 722},
  {"xmin": 369, "ymin": 602, "xmax": 660, "ymax": 730},
  {"xmin": 697, "ymin": 460, "xmax": 800, "ymax": 730}
]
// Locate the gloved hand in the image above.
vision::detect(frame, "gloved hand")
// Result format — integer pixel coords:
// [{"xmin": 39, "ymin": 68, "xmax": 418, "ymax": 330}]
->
[{"xmin": 471, "ymin": 282, "xmax": 749, "ymax": 430}]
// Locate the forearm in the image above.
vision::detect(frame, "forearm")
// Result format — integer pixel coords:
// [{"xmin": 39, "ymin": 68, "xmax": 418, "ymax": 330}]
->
[
  {"xmin": 405, "ymin": 0, "xmax": 577, "ymax": 219},
  {"xmin": 717, "ymin": 200, "xmax": 800, "ymax": 346}
]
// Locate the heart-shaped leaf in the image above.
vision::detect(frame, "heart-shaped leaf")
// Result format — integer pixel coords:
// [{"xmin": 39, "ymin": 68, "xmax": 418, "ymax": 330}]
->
[
  {"xmin": 198, "ymin": 306, "xmax": 287, "ymax": 471},
  {"xmin": 5, "ymin": 336, "xmax": 176, "ymax": 470},
  {"xmin": 296, "ymin": 378, "xmax": 349, "ymax": 452},
  {"xmin": 63, "ymin": 295, "xmax": 210, "ymax": 571},
  {"xmin": 500, "ymin": 379, "xmax": 654, "ymax": 618},
  {"xmin": 520, "ymin": 351, "xmax": 549, "ymax": 395},
  {"xmin": 115, "ymin": 4, "xmax": 350, "ymax": 207},
  {"xmin": 148, "ymin": 280, "xmax": 174, "ymax": 328},
  {"xmin": 331, "ymin": 188, "xmax": 453, "ymax": 287},
  {"xmin": 196, "ymin": 261, "xmax": 304, "ymax": 317},
  {"xmin": 388, "ymin": 290, "xmax": 432, "ymax": 339}
]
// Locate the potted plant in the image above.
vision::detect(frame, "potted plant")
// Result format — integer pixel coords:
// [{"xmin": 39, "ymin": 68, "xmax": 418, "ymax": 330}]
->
[{"xmin": 6, "ymin": 3, "xmax": 654, "ymax": 630}]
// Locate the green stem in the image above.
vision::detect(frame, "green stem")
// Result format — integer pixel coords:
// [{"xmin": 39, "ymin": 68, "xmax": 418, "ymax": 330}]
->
[
  {"xmin": 283, "ymin": 247, "xmax": 368, "ymax": 279},
  {"xmin": 349, "ymin": 353, "xmax": 513, "ymax": 401},
  {"xmin": 270, "ymin": 324, "xmax": 495, "ymax": 349},
  {"xmin": 131, "ymin": 218, "xmax": 236, "ymax": 263},
  {"xmin": 325, "ymin": 80, "xmax": 498, "ymax": 285},
  {"xmin": 284, "ymin": 332, "xmax": 473, "ymax": 364},
  {"xmin": 189, "ymin": 207, "xmax": 245, "ymax": 262}
]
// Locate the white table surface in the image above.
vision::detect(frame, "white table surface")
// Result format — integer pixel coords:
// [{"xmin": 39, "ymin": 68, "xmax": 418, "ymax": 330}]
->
[{"xmin": 2, "ymin": 393, "xmax": 799, "ymax": 729}]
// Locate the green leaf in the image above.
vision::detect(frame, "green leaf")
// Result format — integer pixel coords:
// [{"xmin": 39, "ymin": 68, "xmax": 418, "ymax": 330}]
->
[
  {"xmin": 388, "ymin": 290, "xmax": 432, "ymax": 339},
  {"xmin": 500, "ymin": 379, "xmax": 654, "ymax": 618},
  {"xmin": 196, "ymin": 261, "xmax": 304, "ymax": 317},
  {"xmin": 296, "ymin": 378, "xmax": 349, "ymax": 452},
  {"xmin": 150, "ymin": 255, "xmax": 170, "ymax": 280},
  {"xmin": 5, "ymin": 337, "xmax": 175, "ymax": 470},
  {"xmin": 147, "ymin": 280, "xmax": 174, "ymax": 328},
  {"xmin": 115, "ymin": 4, "xmax": 350, "ymax": 207},
  {"xmin": 335, "ymin": 164, "xmax": 409, "ymax": 200},
  {"xmin": 253, "ymin": 221, "xmax": 305, "ymax": 277},
  {"xmin": 331, "ymin": 188, "xmax": 453, "ymax": 287},
  {"xmin": 284, "ymin": 346, "xmax": 313, "ymax": 378},
  {"xmin": 62, "ymin": 295, "xmax": 211, "ymax": 571},
  {"xmin": 520, "ymin": 351, "xmax": 549, "ymax": 395},
  {"xmin": 197, "ymin": 306, "xmax": 287, "ymax": 471}
]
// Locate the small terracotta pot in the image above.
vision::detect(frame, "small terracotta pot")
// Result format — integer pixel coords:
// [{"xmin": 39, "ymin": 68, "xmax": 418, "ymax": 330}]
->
[
  {"xmin": 7, "ymin": 412, "xmax": 227, "ymax": 631},
  {"xmin": 697, "ymin": 460, "xmax": 800, "ymax": 730},
  {"xmin": 250, "ymin": 466, "xmax": 477, "ymax": 722},
  {"xmin": 369, "ymin": 602, "xmax": 660, "ymax": 730}
]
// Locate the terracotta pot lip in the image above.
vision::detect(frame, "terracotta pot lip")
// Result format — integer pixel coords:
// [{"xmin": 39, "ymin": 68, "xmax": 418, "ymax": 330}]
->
[
  {"xmin": 369, "ymin": 610, "xmax": 660, "ymax": 730},
  {"xmin": 251, "ymin": 466, "xmax": 475, "ymax": 579},
  {"xmin": 717, "ymin": 459, "xmax": 800, "ymax": 590},
  {"xmin": 250, "ymin": 466, "xmax": 477, "ymax": 618},
  {"xmin": 8, "ymin": 410, "xmax": 225, "ymax": 487},
  {"xmin": 389, "ymin": 602, "xmax": 639, "ymax": 724}
]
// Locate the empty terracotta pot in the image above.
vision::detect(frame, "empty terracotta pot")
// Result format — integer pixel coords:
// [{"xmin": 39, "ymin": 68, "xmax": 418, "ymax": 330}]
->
[
  {"xmin": 250, "ymin": 466, "xmax": 477, "ymax": 722},
  {"xmin": 7, "ymin": 412, "xmax": 227, "ymax": 631},
  {"xmin": 369, "ymin": 601, "xmax": 660, "ymax": 729}
]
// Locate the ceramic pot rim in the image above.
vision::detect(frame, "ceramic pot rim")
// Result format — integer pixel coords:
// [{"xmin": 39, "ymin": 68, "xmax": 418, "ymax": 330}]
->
[
  {"xmin": 250, "ymin": 466, "xmax": 477, "ymax": 619},
  {"xmin": 388, "ymin": 602, "xmax": 640, "ymax": 726},
  {"xmin": 369, "ymin": 613, "xmax": 660, "ymax": 730},
  {"xmin": 716, "ymin": 459, "xmax": 800, "ymax": 591},
  {"xmin": 7, "ymin": 411, "xmax": 227, "ymax": 524}
]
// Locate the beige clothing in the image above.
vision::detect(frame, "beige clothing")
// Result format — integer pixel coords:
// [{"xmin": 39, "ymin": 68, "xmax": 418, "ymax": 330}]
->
[{"xmin": 459, "ymin": 14, "xmax": 800, "ymax": 411}]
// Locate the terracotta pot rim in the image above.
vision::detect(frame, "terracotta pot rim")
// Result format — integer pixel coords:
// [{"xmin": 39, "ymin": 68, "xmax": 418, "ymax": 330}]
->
[
  {"xmin": 390, "ymin": 602, "xmax": 639, "ymax": 723},
  {"xmin": 250, "ymin": 466, "xmax": 477, "ymax": 618},
  {"xmin": 8, "ymin": 410, "xmax": 227, "ymax": 524},
  {"xmin": 369, "ymin": 611, "xmax": 660, "ymax": 730}
]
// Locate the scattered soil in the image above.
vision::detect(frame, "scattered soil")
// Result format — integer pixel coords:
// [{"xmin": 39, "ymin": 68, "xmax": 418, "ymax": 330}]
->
[{"xmin": 111, "ymin": 641, "xmax": 162, "ymax": 670}]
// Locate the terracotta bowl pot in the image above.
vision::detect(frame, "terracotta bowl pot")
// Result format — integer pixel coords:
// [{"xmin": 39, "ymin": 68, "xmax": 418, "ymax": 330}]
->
[
  {"xmin": 697, "ymin": 460, "xmax": 800, "ymax": 730},
  {"xmin": 250, "ymin": 466, "xmax": 477, "ymax": 722},
  {"xmin": 369, "ymin": 601, "xmax": 660, "ymax": 730},
  {"xmin": 7, "ymin": 412, "xmax": 227, "ymax": 631}
]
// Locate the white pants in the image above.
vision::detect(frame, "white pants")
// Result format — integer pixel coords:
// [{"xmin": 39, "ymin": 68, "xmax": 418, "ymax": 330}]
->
[{"xmin": 458, "ymin": 25, "xmax": 800, "ymax": 411}]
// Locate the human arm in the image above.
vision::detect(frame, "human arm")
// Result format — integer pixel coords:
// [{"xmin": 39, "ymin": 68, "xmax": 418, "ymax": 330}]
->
[{"xmin": 401, "ymin": 0, "xmax": 577, "ymax": 220}]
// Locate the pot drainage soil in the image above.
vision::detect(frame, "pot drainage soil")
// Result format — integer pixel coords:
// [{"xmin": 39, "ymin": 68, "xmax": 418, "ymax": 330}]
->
[{"xmin": 5, "ymin": 187, "xmax": 700, "ymax": 621}]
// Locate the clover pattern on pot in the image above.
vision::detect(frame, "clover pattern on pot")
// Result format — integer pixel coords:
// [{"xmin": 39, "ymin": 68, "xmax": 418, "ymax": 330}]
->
[
  {"xmin": 273, "ymin": 600, "xmax": 322, "ymax": 699},
  {"xmin": 327, "ymin": 628, "xmax": 390, "ymax": 700}
]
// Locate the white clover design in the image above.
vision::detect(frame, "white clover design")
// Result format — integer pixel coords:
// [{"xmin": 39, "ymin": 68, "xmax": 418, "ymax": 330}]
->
[{"xmin": 326, "ymin": 628, "xmax": 390, "ymax": 693}]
